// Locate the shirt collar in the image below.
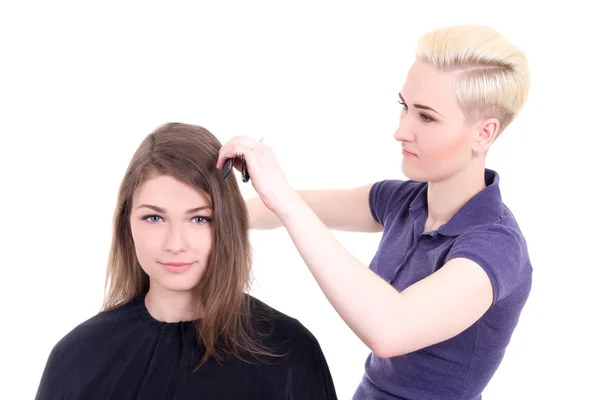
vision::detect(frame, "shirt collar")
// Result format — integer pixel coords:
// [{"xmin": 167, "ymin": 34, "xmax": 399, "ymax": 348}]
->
[{"xmin": 409, "ymin": 169, "xmax": 504, "ymax": 237}]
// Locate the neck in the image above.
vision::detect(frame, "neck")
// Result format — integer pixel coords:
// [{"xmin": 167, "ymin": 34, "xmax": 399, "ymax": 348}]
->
[
  {"xmin": 144, "ymin": 283, "xmax": 203, "ymax": 323},
  {"xmin": 425, "ymin": 163, "xmax": 486, "ymax": 232}
]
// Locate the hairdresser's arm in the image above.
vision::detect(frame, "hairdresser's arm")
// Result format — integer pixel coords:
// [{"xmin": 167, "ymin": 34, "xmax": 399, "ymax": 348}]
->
[
  {"xmin": 278, "ymin": 192, "xmax": 494, "ymax": 356},
  {"xmin": 217, "ymin": 136, "xmax": 493, "ymax": 357},
  {"xmin": 246, "ymin": 186, "xmax": 381, "ymax": 232}
]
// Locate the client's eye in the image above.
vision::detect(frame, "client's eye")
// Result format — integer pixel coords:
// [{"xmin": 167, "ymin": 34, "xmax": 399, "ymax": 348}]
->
[
  {"xmin": 143, "ymin": 215, "xmax": 163, "ymax": 223},
  {"xmin": 192, "ymin": 216, "xmax": 212, "ymax": 224}
]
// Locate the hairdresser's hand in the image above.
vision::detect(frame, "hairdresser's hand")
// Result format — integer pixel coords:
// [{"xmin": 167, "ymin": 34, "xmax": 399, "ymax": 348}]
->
[{"xmin": 217, "ymin": 136, "xmax": 298, "ymax": 217}]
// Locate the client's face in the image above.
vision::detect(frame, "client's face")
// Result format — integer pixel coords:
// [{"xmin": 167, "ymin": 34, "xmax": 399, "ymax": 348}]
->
[{"xmin": 130, "ymin": 174, "xmax": 214, "ymax": 293}]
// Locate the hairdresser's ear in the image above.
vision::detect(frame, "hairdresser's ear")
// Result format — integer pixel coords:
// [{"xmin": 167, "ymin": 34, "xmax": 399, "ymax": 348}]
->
[{"xmin": 476, "ymin": 117, "xmax": 499, "ymax": 153}]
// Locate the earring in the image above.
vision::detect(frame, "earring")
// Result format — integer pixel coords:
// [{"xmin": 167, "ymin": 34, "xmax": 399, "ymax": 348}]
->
[{"xmin": 474, "ymin": 148, "xmax": 480, "ymax": 158}]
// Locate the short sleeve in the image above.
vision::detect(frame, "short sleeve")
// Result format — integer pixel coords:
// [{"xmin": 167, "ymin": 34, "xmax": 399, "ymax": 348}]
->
[
  {"xmin": 369, "ymin": 179, "xmax": 411, "ymax": 225},
  {"xmin": 445, "ymin": 224, "xmax": 529, "ymax": 304}
]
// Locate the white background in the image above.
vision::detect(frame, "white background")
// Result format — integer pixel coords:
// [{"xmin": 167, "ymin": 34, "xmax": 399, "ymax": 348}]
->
[{"xmin": 1, "ymin": 1, "xmax": 599, "ymax": 399}]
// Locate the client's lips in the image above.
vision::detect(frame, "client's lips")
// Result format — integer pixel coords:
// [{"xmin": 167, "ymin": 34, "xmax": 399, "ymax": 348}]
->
[
  {"xmin": 160, "ymin": 261, "xmax": 195, "ymax": 273},
  {"xmin": 162, "ymin": 262, "xmax": 193, "ymax": 266}
]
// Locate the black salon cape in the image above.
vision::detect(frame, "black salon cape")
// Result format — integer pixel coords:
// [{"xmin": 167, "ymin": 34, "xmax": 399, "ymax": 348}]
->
[{"xmin": 35, "ymin": 294, "xmax": 337, "ymax": 400}]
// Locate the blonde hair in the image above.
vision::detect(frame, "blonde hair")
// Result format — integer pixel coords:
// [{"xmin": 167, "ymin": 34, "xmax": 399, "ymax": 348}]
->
[{"xmin": 416, "ymin": 24, "xmax": 530, "ymax": 134}]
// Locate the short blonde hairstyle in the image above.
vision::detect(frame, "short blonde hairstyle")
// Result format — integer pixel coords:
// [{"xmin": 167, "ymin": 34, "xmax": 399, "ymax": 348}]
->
[{"xmin": 416, "ymin": 24, "xmax": 530, "ymax": 134}]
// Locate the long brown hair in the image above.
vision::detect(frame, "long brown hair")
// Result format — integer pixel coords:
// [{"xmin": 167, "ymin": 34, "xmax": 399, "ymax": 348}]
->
[{"xmin": 102, "ymin": 122, "xmax": 277, "ymax": 368}]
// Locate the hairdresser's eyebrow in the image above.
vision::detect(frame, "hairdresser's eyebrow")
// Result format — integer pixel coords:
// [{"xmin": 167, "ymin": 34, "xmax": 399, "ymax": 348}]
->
[
  {"xmin": 136, "ymin": 204, "xmax": 212, "ymax": 213},
  {"xmin": 399, "ymin": 92, "xmax": 444, "ymax": 117}
]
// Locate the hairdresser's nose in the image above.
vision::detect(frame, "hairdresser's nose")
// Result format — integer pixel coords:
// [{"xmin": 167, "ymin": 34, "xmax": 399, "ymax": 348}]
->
[
  {"xmin": 164, "ymin": 223, "xmax": 189, "ymax": 253},
  {"xmin": 393, "ymin": 115, "xmax": 416, "ymax": 143}
]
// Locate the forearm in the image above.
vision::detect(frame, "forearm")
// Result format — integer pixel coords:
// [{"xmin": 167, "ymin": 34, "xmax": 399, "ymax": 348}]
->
[
  {"xmin": 246, "ymin": 196, "xmax": 282, "ymax": 229},
  {"xmin": 247, "ymin": 192, "xmax": 316, "ymax": 230},
  {"xmin": 247, "ymin": 186, "xmax": 380, "ymax": 233},
  {"xmin": 277, "ymin": 192, "xmax": 401, "ymax": 354}
]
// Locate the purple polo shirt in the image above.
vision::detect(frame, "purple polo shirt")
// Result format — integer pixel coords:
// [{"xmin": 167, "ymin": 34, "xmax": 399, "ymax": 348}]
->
[{"xmin": 353, "ymin": 169, "xmax": 532, "ymax": 400}]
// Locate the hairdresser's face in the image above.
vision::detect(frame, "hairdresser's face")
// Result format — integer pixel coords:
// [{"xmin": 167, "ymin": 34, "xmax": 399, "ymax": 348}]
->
[
  {"xmin": 395, "ymin": 60, "xmax": 478, "ymax": 182},
  {"xmin": 130, "ymin": 175, "xmax": 214, "ymax": 294}
]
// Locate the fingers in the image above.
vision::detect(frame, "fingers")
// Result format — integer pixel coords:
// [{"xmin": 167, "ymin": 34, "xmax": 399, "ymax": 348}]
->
[{"xmin": 216, "ymin": 136, "xmax": 268, "ymax": 169}]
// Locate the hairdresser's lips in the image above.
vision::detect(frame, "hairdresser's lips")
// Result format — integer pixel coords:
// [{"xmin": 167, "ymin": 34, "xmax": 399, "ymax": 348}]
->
[
  {"xmin": 402, "ymin": 149, "xmax": 417, "ymax": 157},
  {"xmin": 160, "ymin": 262, "xmax": 195, "ymax": 273}
]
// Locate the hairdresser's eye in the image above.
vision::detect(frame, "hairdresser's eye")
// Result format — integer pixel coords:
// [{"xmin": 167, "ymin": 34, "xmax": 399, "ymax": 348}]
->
[
  {"xmin": 143, "ymin": 215, "xmax": 163, "ymax": 223},
  {"xmin": 420, "ymin": 113, "xmax": 434, "ymax": 122},
  {"xmin": 398, "ymin": 100, "xmax": 408, "ymax": 110},
  {"xmin": 192, "ymin": 216, "xmax": 211, "ymax": 224}
]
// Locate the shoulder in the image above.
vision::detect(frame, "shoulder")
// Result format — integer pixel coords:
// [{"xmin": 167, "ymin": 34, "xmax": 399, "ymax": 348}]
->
[
  {"xmin": 245, "ymin": 295, "xmax": 324, "ymax": 353},
  {"xmin": 35, "ymin": 298, "xmax": 141, "ymax": 397},
  {"xmin": 448, "ymin": 221, "xmax": 528, "ymax": 268},
  {"xmin": 244, "ymin": 296, "xmax": 337, "ymax": 397},
  {"xmin": 46, "ymin": 298, "xmax": 140, "ymax": 366},
  {"xmin": 369, "ymin": 179, "xmax": 423, "ymax": 205},
  {"xmin": 369, "ymin": 179, "xmax": 424, "ymax": 224},
  {"xmin": 447, "ymin": 220, "xmax": 532, "ymax": 303},
  {"xmin": 247, "ymin": 295, "xmax": 315, "ymax": 337}
]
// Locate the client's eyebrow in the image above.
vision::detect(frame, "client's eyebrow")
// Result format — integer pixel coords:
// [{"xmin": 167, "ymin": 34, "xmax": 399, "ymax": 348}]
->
[
  {"xmin": 399, "ymin": 92, "xmax": 444, "ymax": 117},
  {"xmin": 136, "ymin": 204, "xmax": 212, "ymax": 213}
]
